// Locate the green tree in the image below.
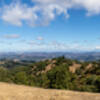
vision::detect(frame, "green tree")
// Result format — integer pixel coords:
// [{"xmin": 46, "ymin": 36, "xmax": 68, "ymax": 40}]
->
[
  {"xmin": 0, "ymin": 67, "xmax": 11, "ymax": 82},
  {"xmin": 47, "ymin": 65, "xmax": 71, "ymax": 89},
  {"xmin": 14, "ymin": 72, "xmax": 28, "ymax": 85}
]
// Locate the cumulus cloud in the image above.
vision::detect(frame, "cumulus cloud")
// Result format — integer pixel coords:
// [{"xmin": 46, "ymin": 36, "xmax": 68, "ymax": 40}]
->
[
  {"xmin": 1, "ymin": 2, "xmax": 38, "ymax": 26},
  {"xmin": 3, "ymin": 34, "xmax": 20, "ymax": 39},
  {"xmin": 0, "ymin": 0, "xmax": 100, "ymax": 26}
]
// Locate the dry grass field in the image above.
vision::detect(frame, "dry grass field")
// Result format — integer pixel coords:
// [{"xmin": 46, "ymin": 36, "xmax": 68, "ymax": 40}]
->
[{"xmin": 0, "ymin": 82, "xmax": 100, "ymax": 100}]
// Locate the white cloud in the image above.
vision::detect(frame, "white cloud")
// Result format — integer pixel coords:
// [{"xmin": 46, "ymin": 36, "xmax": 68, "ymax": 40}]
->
[
  {"xmin": 1, "ymin": 2, "xmax": 38, "ymax": 26},
  {"xmin": 72, "ymin": 0, "xmax": 100, "ymax": 16},
  {"xmin": 3, "ymin": 34, "xmax": 20, "ymax": 39},
  {"xmin": 0, "ymin": 0, "xmax": 100, "ymax": 26},
  {"xmin": 95, "ymin": 46, "xmax": 100, "ymax": 50}
]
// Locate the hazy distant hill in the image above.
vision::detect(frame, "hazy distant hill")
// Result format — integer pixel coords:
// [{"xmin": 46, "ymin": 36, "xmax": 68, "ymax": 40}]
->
[{"xmin": 1, "ymin": 52, "xmax": 100, "ymax": 61}]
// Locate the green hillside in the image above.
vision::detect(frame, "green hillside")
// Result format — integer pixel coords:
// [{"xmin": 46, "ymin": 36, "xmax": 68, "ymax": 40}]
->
[{"xmin": 0, "ymin": 57, "xmax": 100, "ymax": 93}]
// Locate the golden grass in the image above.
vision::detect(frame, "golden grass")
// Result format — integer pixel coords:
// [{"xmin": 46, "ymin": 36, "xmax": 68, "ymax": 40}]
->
[{"xmin": 0, "ymin": 82, "xmax": 100, "ymax": 100}]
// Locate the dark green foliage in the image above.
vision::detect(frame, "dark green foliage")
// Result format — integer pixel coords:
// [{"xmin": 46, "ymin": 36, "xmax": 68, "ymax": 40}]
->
[
  {"xmin": 14, "ymin": 72, "xmax": 28, "ymax": 85},
  {"xmin": 54, "ymin": 56, "xmax": 73, "ymax": 66},
  {"xmin": 46, "ymin": 65, "xmax": 71, "ymax": 89},
  {"xmin": 0, "ymin": 67, "xmax": 11, "ymax": 82},
  {"xmin": 34, "ymin": 61, "xmax": 48, "ymax": 72}
]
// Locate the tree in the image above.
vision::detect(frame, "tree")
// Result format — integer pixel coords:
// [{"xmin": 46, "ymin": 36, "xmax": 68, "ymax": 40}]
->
[
  {"xmin": 47, "ymin": 65, "xmax": 71, "ymax": 89},
  {"xmin": 14, "ymin": 72, "xmax": 28, "ymax": 85},
  {"xmin": 0, "ymin": 67, "xmax": 11, "ymax": 82}
]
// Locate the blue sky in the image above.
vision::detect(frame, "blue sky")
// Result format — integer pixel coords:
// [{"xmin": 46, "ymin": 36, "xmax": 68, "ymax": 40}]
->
[{"xmin": 0, "ymin": 0, "xmax": 100, "ymax": 52}]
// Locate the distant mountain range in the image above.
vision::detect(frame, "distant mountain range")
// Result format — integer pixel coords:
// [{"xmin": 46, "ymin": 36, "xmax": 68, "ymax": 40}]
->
[{"xmin": 0, "ymin": 52, "xmax": 100, "ymax": 61}]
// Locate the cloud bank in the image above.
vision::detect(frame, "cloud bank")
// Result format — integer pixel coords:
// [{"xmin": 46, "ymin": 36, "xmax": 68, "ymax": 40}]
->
[{"xmin": 0, "ymin": 0, "xmax": 100, "ymax": 26}]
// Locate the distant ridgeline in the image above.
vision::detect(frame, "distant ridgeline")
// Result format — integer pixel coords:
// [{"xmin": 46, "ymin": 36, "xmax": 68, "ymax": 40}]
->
[
  {"xmin": 0, "ymin": 56, "xmax": 100, "ymax": 93},
  {"xmin": 1, "ymin": 52, "xmax": 100, "ymax": 61}
]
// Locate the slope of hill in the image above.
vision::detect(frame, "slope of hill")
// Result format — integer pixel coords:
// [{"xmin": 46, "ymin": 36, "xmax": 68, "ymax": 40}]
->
[
  {"xmin": 0, "ymin": 82, "xmax": 100, "ymax": 100},
  {"xmin": 0, "ymin": 56, "xmax": 100, "ymax": 93}
]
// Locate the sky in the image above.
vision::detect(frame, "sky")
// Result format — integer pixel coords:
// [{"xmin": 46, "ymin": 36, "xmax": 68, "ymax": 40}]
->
[{"xmin": 0, "ymin": 0, "xmax": 100, "ymax": 52}]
